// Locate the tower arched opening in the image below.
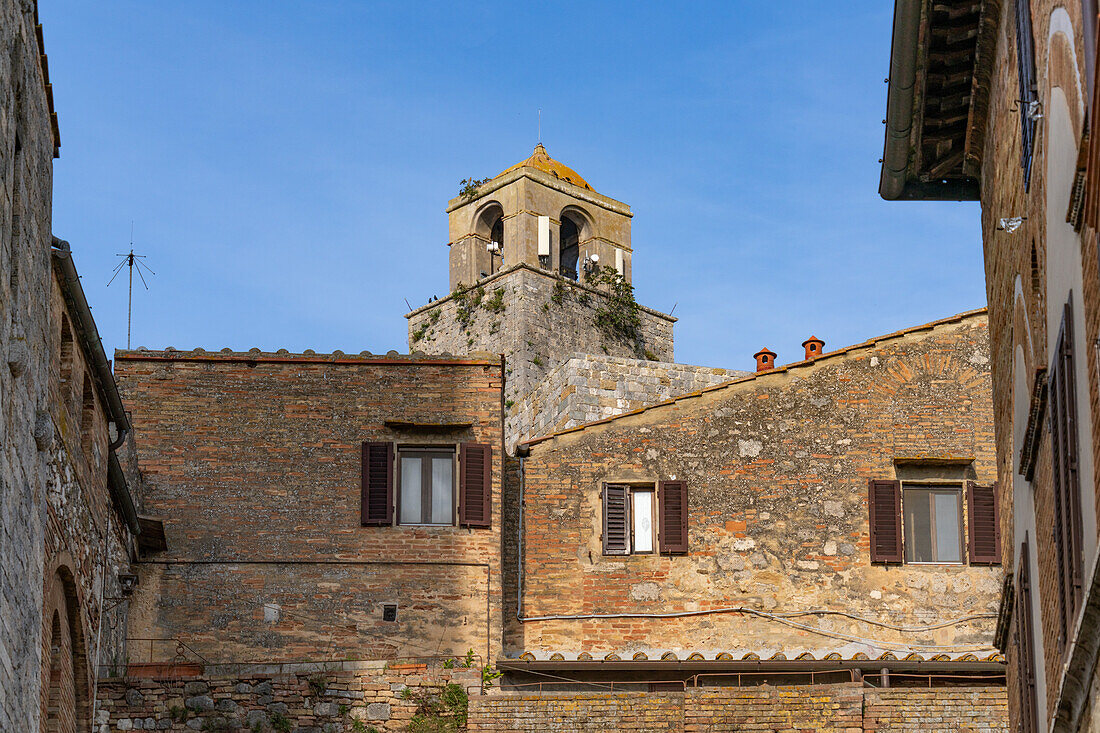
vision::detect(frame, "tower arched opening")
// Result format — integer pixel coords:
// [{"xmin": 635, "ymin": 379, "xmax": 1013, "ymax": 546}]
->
[{"xmin": 559, "ymin": 215, "xmax": 580, "ymax": 281}]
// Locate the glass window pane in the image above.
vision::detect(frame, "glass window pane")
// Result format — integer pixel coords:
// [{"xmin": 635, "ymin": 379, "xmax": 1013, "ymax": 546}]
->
[
  {"xmin": 633, "ymin": 490, "xmax": 654, "ymax": 553},
  {"xmin": 933, "ymin": 491, "xmax": 962, "ymax": 562},
  {"xmin": 431, "ymin": 457, "xmax": 453, "ymax": 524},
  {"xmin": 399, "ymin": 456, "xmax": 422, "ymax": 524},
  {"xmin": 904, "ymin": 489, "xmax": 933, "ymax": 562}
]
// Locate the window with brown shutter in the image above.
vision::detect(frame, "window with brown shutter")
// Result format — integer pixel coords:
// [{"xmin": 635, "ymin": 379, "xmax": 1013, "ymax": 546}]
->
[
  {"xmin": 603, "ymin": 483, "xmax": 630, "ymax": 555},
  {"xmin": 1015, "ymin": 0, "xmax": 1038, "ymax": 189},
  {"xmin": 1015, "ymin": 536, "xmax": 1039, "ymax": 733},
  {"xmin": 869, "ymin": 479, "xmax": 903, "ymax": 563},
  {"xmin": 967, "ymin": 482, "xmax": 1002, "ymax": 565},
  {"xmin": 1050, "ymin": 297, "xmax": 1084, "ymax": 646},
  {"xmin": 658, "ymin": 481, "xmax": 688, "ymax": 554},
  {"xmin": 459, "ymin": 443, "xmax": 492, "ymax": 528},
  {"xmin": 361, "ymin": 442, "xmax": 393, "ymax": 526}
]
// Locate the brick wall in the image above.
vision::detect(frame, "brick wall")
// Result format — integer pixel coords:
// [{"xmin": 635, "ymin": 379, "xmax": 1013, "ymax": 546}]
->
[
  {"xmin": 94, "ymin": 662, "xmax": 481, "ymax": 732},
  {"xmin": 972, "ymin": 1, "xmax": 1100, "ymax": 729},
  {"xmin": 511, "ymin": 311, "xmax": 1002, "ymax": 659},
  {"xmin": 114, "ymin": 351, "xmax": 505, "ymax": 664},
  {"xmin": 465, "ymin": 683, "xmax": 1008, "ymax": 732},
  {"xmin": 406, "ymin": 265, "xmax": 675, "ymax": 445},
  {"xmin": 513, "ymin": 353, "xmax": 744, "ymax": 444}
]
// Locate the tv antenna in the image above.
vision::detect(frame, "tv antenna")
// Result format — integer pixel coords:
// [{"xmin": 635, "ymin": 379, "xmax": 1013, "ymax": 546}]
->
[{"xmin": 107, "ymin": 222, "xmax": 155, "ymax": 349}]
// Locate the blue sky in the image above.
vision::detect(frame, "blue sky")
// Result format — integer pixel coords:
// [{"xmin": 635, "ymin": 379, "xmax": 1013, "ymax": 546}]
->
[{"xmin": 42, "ymin": 2, "xmax": 983, "ymax": 371}]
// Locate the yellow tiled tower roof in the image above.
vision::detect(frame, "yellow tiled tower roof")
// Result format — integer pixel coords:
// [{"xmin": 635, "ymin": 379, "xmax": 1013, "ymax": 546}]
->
[{"xmin": 497, "ymin": 143, "xmax": 593, "ymax": 191}]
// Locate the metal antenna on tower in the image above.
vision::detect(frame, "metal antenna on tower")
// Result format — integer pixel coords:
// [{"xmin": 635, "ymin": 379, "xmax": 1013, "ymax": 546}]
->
[
  {"xmin": 107, "ymin": 222, "xmax": 155, "ymax": 349},
  {"xmin": 538, "ymin": 108, "xmax": 542, "ymax": 144}
]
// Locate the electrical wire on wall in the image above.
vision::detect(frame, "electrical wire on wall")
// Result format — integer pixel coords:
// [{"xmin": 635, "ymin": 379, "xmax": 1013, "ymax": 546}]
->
[{"xmin": 518, "ymin": 606, "xmax": 1000, "ymax": 654}]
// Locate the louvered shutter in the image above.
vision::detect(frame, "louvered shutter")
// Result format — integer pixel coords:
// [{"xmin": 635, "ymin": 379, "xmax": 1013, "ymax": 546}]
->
[
  {"xmin": 967, "ymin": 482, "xmax": 1001, "ymax": 564},
  {"xmin": 361, "ymin": 442, "xmax": 393, "ymax": 526},
  {"xmin": 658, "ymin": 481, "xmax": 688, "ymax": 554},
  {"xmin": 1050, "ymin": 299, "xmax": 1084, "ymax": 643},
  {"xmin": 868, "ymin": 479, "xmax": 903, "ymax": 563},
  {"xmin": 459, "ymin": 443, "xmax": 492, "ymax": 528},
  {"xmin": 1016, "ymin": 537, "xmax": 1039, "ymax": 733},
  {"xmin": 603, "ymin": 484, "xmax": 629, "ymax": 555},
  {"xmin": 1015, "ymin": 0, "xmax": 1038, "ymax": 188}
]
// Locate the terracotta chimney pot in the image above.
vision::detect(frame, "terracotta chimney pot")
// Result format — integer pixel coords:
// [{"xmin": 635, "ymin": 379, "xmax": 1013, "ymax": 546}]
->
[
  {"xmin": 802, "ymin": 336, "xmax": 825, "ymax": 360},
  {"xmin": 753, "ymin": 347, "xmax": 777, "ymax": 372}
]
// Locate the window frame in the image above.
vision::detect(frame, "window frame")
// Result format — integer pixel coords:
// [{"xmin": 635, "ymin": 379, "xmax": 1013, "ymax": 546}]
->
[
  {"xmin": 630, "ymin": 486, "xmax": 657, "ymax": 555},
  {"xmin": 603, "ymin": 482, "xmax": 659, "ymax": 556},
  {"xmin": 901, "ymin": 482, "xmax": 965, "ymax": 565},
  {"xmin": 395, "ymin": 446, "xmax": 457, "ymax": 527}
]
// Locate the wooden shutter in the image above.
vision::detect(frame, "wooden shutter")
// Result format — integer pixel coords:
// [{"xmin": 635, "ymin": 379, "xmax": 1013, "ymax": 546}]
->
[
  {"xmin": 1016, "ymin": 536, "xmax": 1039, "ymax": 733},
  {"xmin": 603, "ymin": 484, "xmax": 629, "ymax": 555},
  {"xmin": 868, "ymin": 479, "xmax": 903, "ymax": 563},
  {"xmin": 658, "ymin": 481, "xmax": 688, "ymax": 554},
  {"xmin": 967, "ymin": 481, "xmax": 1001, "ymax": 564},
  {"xmin": 1050, "ymin": 298, "xmax": 1084, "ymax": 644},
  {"xmin": 1015, "ymin": 0, "xmax": 1038, "ymax": 189},
  {"xmin": 361, "ymin": 442, "xmax": 393, "ymax": 526},
  {"xmin": 459, "ymin": 443, "xmax": 492, "ymax": 528}
]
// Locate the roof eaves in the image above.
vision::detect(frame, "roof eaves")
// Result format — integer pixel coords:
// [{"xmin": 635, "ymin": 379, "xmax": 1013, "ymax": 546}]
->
[
  {"xmin": 114, "ymin": 348, "xmax": 499, "ymax": 367},
  {"xmin": 521, "ymin": 307, "xmax": 988, "ymax": 449}
]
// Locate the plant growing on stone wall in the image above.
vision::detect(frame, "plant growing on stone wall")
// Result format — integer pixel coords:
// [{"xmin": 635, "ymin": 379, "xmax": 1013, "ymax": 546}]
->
[
  {"xmin": 482, "ymin": 287, "xmax": 505, "ymax": 314},
  {"xmin": 458, "ymin": 177, "xmax": 490, "ymax": 201},
  {"xmin": 591, "ymin": 265, "xmax": 640, "ymax": 343},
  {"xmin": 429, "ymin": 309, "xmax": 441, "ymax": 325},
  {"xmin": 270, "ymin": 712, "xmax": 292, "ymax": 732},
  {"xmin": 307, "ymin": 672, "xmax": 330, "ymax": 696},
  {"xmin": 169, "ymin": 705, "xmax": 189, "ymax": 723},
  {"xmin": 452, "ymin": 284, "xmax": 486, "ymax": 331},
  {"xmin": 551, "ymin": 281, "xmax": 567, "ymax": 305},
  {"xmin": 412, "ymin": 323, "xmax": 429, "ymax": 343},
  {"xmin": 461, "ymin": 649, "xmax": 476, "ymax": 668},
  {"xmin": 406, "ymin": 683, "xmax": 468, "ymax": 733},
  {"xmin": 481, "ymin": 664, "xmax": 503, "ymax": 689}
]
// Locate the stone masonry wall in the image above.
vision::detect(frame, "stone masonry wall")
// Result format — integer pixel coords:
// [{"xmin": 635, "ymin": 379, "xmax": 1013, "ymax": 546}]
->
[
  {"xmin": 405, "ymin": 264, "xmax": 675, "ymax": 446},
  {"xmin": 94, "ymin": 662, "xmax": 481, "ymax": 732},
  {"xmin": 114, "ymin": 351, "xmax": 505, "ymax": 665},
  {"xmin": 466, "ymin": 683, "xmax": 1009, "ymax": 732},
  {"xmin": 511, "ymin": 311, "xmax": 1002, "ymax": 659},
  {"xmin": 0, "ymin": 1, "xmax": 61, "ymax": 730},
  {"xmin": 514, "ymin": 353, "xmax": 745, "ymax": 444},
  {"xmin": 96, "ymin": 674, "xmax": 1008, "ymax": 733}
]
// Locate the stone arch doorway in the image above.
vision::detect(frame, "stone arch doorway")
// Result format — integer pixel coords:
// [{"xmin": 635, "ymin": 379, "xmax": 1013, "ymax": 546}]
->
[{"xmin": 41, "ymin": 566, "xmax": 90, "ymax": 733}]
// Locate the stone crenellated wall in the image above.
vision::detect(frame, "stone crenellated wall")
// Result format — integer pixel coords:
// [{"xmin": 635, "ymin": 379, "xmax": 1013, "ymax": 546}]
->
[{"xmin": 513, "ymin": 353, "xmax": 745, "ymax": 444}]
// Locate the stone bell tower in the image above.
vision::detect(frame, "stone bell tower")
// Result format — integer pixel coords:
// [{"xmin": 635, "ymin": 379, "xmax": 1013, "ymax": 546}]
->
[
  {"xmin": 406, "ymin": 144, "xmax": 677, "ymax": 443},
  {"xmin": 446, "ymin": 143, "xmax": 635, "ymax": 289}
]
